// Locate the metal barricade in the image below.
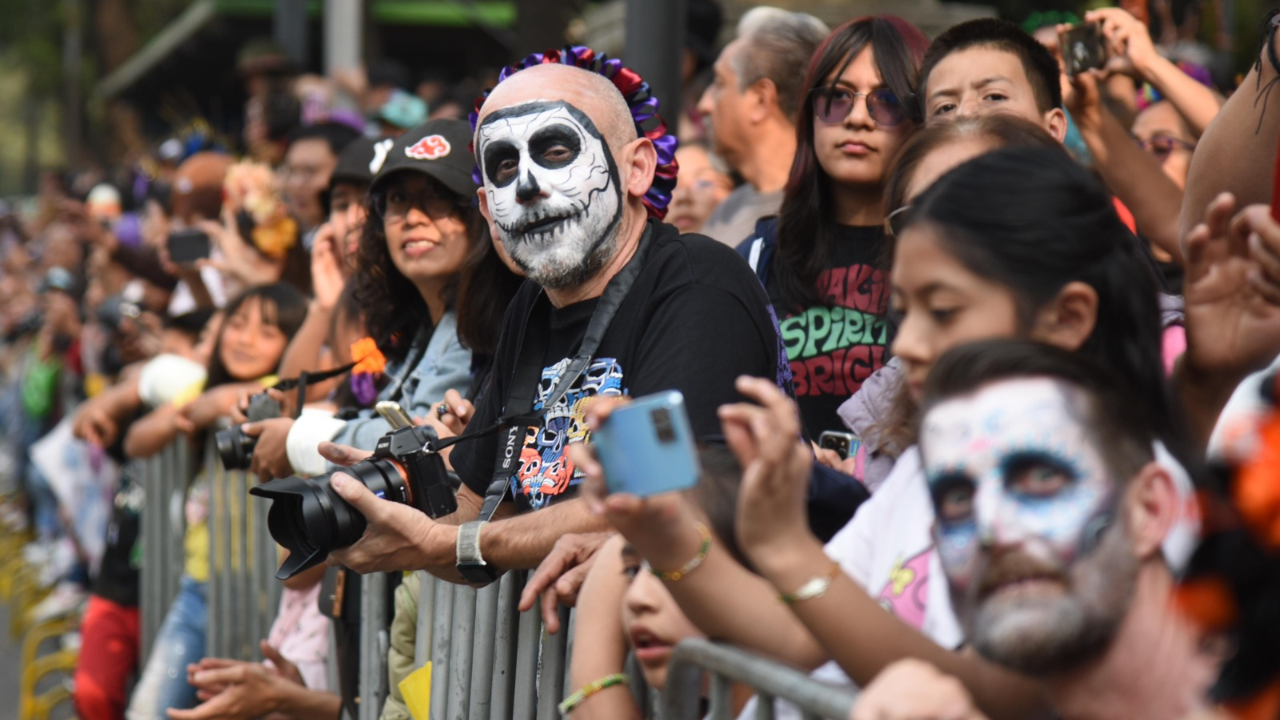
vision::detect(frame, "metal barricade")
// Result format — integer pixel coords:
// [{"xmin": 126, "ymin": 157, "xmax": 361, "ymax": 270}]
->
[
  {"xmin": 205, "ymin": 432, "xmax": 284, "ymax": 662},
  {"xmin": 398, "ymin": 569, "xmax": 573, "ymax": 720},
  {"xmin": 137, "ymin": 441, "xmax": 194, "ymax": 667},
  {"xmin": 662, "ymin": 639, "xmax": 858, "ymax": 720}
]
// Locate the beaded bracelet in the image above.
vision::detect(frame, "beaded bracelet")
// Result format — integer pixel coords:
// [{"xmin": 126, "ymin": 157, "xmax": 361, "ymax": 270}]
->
[
  {"xmin": 648, "ymin": 522, "xmax": 712, "ymax": 582},
  {"xmin": 558, "ymin": 673, "xmax": 629, "ymax": 715}
]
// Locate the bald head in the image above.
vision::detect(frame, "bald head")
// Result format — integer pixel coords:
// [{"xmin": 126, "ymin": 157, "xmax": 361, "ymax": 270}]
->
[{"xmin": 477, "ymin": 64, "xmax": 637, "ymax": 153}]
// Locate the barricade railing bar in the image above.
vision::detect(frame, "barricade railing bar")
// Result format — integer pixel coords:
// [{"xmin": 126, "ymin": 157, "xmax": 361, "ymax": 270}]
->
[
  {"xmin": 206, "ymin": 430, "xmax": 283, "ymax": 662},
  {"xmin": 137, "ymin": 440, "xmax": 192, "ymax": 667},
  {"xmin": 415, "ymin": 569, "xmax": 574, "ymax": 720},
  {"xmin": 662, "ymin": 639, "xmax": 858, "ymax": 720},
  {"xmin": 140, "ymin": 435, "xmax": 860, "ymax": 720}
]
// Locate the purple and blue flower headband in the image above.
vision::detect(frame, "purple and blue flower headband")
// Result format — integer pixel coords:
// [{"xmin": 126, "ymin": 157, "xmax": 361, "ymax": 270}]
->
[{"xmin": 469, "ymin": 45, "xmax": 679, "ymax": 220}]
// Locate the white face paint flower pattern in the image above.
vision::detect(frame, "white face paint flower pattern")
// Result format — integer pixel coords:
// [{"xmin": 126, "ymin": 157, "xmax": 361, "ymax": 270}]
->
[{"xmin": 477, "ymin": 100, "xmax": 623, "ymax": 289}]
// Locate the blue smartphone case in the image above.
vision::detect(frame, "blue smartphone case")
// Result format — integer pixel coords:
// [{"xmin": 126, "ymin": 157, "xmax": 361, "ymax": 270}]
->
[{"xmin": 591, "ymin": 390, "xmax": 700, "ymax": 497}]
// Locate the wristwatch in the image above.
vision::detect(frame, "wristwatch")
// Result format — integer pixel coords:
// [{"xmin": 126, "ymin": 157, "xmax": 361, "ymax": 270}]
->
[{"xmin": 456, "ymin": 520, "xmax": 499, "ymax": 583}]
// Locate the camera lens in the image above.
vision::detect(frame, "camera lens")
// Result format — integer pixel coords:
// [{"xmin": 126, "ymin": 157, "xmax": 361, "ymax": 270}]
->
[
  {"xmin": 214, "ymin": 427, "xmax": 256, "ymax": 471},
  {"xmin": 250, "ymin": 457, "xmax": 409, "ymax": 579},
  {"xmin": 652, "ymin": 407, "xmax": 676, "ymax": 443}
]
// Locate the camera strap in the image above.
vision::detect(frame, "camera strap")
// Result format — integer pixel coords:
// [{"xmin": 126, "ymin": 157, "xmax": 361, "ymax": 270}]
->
[
  {"xmin": 271, "ymin": 364, "xmax": 358, "ymax": 419},
  {"xmin": 433, "ymin": 225, "xmax": 654, "ymax": 524}
]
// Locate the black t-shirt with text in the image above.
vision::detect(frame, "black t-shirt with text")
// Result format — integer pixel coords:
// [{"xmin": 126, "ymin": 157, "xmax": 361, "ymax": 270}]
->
[
  {"xmin": 766, "ymin": 224, "xmax": 890, "ymax": 436},
  {"xmin": 451, "ymin": 220, "xmax": 784, "ymax": 512}
]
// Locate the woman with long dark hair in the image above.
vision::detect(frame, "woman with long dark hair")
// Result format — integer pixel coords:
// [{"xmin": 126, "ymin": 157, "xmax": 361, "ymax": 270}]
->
[{"xmin": 739, "ymin": 15, "xmax": 928, "ymax": 440}]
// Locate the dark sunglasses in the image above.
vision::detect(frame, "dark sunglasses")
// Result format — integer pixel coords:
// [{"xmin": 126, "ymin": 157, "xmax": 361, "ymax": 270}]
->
[
  {"xmin": 811, "ymin": 86, "xmax": 907, "ymax": 127},
  {"xmin": 371, "ymin": 186, "xmax": 462, "ymax": 222},
  {"xmin": 1136, "ymin": 135, "xmax": 1196, "ymax": 163}
]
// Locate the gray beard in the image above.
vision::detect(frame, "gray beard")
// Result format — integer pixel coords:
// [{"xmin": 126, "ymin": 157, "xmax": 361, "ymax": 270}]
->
[
  {"xmin": 967, "ymin": 529, "xmax": 1137, "ymax": 677},
  {"xmin": 498, "ymin": 201, "xmax": 623, "ymax": 291}
]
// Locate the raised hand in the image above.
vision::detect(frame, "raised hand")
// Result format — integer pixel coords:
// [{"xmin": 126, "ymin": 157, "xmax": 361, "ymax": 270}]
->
[
  {"xmin": 310, "ymin": 222, "xmax": 345, "ymax": 311},
  {"xmin": 1087, "ymin": 8, "xmax": 1158, "ymax": 79},
  {"xmin": 1183, "ymin": 194, "xmax": 1280, "ymax": 380},
  {"xmin": 718, "ymin": 376, "xmax": 815, "ymax": 574}
]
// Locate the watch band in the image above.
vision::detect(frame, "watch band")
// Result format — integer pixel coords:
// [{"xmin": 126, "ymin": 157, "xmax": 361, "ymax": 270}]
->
[{"xmin": 456, "ymin": 520, "xmax": 498, "ymax": 583}]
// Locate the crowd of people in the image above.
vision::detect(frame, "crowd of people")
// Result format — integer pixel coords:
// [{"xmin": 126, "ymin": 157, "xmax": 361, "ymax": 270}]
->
[{"xmin": 2, "ymin": 3, "xmax": 1280, "ymax": 720}]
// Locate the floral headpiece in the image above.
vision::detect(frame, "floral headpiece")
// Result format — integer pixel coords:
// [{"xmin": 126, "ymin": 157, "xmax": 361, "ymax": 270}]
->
[
  {"xmin": 223, "ymin": 160, "xmax": 298, "ymax": 259},
  {"xmin": 468, "ymin": 45, "xmax": 679, "ymax": 220},
  {"xmin": 348, "ymin": 337, "xmax": 387, "ymax": 406},
  {"xmin": 1172, "ymin": 372, "xmax": 1280, "ymax": 718}
]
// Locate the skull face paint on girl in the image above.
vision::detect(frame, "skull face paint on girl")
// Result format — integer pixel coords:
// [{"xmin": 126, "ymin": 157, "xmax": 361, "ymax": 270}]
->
[
  {"xmin": 919, "ymin": 378, "xmax": 1134, "ymax": 674},
  {"xmin": 477, "ymin": 100, "xmax": 623, "ymax": 289}
]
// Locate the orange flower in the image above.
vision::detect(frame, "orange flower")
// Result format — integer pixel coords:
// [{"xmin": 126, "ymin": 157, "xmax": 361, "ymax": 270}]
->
[
  {"xmin": 350, "ymin": 338, "xmax": 386, "ymax": 375},
  {"xmin": 1172, "ymin": 576, "xmax": 1237, "ymax": 632},
  {"xmin": 252, "ymin": 215, "xmax": 299, "ymax": 259},
  {"xmin": 1235, "ymin": 412, "xmax": 1280, "ymax": 550}
]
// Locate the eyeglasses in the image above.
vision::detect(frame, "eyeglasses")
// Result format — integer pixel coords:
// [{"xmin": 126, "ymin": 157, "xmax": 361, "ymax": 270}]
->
[
  {"xmin": 1136, "ymin": 135, "xmax": 1196, "ymax": 163},
  {"xmin": 372, "ymin": 186, "xmax": 461, "ymax": 222},
  {"xmin": 885, "ymin": 205, "xmax": 912, "ymax": 237},
  {"xmin": 811, "ymin": 86, "xmax": 907, "ymax": 127}
]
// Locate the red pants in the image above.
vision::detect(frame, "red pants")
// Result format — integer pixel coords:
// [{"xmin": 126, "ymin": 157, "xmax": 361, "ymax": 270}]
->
[{"xmin": 74, "ymin": 596, "xmax": 140, "ymax": 720}]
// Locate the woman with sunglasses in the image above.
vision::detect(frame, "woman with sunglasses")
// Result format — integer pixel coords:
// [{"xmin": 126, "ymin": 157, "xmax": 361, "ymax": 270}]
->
[
  {"xmin": 739, "ymin": 16, "xmax": 928, "ymax": 445},
  {"xmin": 281, "ymin": 119, "xmax": 521, "ymax": 478}
]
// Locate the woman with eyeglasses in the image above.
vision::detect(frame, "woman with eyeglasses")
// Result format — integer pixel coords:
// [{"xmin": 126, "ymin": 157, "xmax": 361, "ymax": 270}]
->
[
  {"xmin": 738, "ymin": 16, "xmax": 928, "ymax": 448},
  {"xmin": 280, "ymin": 118, "xmax": 523, "ymax": 479},
  {"xmin": 1132, "ymin": 99, "xmax": 1198, "ymax": 293}
]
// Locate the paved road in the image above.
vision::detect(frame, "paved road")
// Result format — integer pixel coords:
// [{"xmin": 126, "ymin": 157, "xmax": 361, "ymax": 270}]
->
[{"xmin": 0, "ymin": 600, "xmax": 23, "ymax": 720}]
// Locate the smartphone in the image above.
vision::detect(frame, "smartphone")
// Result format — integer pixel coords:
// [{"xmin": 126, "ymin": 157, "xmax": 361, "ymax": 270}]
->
[
  {"xmin": 375, "ymin": 401, "xmax": 413, "ymax": 430},
  {"xmin": 592, "ymin": 391, "xmax": 700, "ymax": 497},
  {"xmin": 1060, "ymin": 22, "xmax": 1108, "ymax": 76},
  {"xmin": 818, "ymin": 431, "xmax": 862, "ymax": 461},
  {"xmin": 167, "ymin": 229, "xmax": 211, "ymax": 265}
]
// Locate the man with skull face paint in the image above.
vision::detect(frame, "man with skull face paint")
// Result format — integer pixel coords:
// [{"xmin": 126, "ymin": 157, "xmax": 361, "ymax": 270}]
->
[
  {"xmin": 320, "ymin": 51, "xmax": 798, "ymax": 586},
  {"xmin": 908, "ymin": 340, "xmax": 1218, "ymax": 720}
]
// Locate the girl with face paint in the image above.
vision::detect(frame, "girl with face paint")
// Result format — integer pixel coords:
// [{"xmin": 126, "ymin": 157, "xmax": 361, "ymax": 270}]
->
[{"xmin": 739, "ymin": 16, "xmax": 928, "ymax": 452}]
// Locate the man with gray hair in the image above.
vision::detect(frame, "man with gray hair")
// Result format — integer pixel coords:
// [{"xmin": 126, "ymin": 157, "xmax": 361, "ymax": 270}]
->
[{"xmin": 697, "ymin": 7, "xmax": 828, "ymax": 246}]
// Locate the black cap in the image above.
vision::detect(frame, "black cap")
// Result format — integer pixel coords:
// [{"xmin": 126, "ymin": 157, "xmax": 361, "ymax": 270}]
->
[
  {"xmin": 329, "ymin": 137, "xmax": 387, "ymax": 191},
  {"xmin": 369, "ymin": 119, "xmax": 477, "ymax": 199}
]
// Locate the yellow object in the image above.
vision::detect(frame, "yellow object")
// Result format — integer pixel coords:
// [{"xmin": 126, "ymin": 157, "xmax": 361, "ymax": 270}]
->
[
  {"xmin": 398, "ymin": 662, "xmax": 433, "ymax": 720},
  {"xmin": 84, "ymin": 373, "xmax": 108, "ymax": 398},
  {"xmin": 18, "ymin": 617, "xmax": 78, "ymax": 720}
]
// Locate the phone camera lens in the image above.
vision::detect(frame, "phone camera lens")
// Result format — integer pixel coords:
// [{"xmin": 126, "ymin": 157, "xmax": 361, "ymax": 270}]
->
[{"xmin": 652, "ymin": 408, "xmax": 676, "ymax": 443}]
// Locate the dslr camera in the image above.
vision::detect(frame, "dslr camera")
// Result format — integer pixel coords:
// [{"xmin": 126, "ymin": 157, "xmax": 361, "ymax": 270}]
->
[
  {"xmin": 250, "ymin": 403, "xmax": 458, "ymax": 579},
  {"xmin": 215, "ymin": 392, "xmax": 282, "ymax": 471}
]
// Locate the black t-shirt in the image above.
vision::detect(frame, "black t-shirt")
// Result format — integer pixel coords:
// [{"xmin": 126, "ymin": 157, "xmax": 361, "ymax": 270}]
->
[
  {"xmin": 91, "ymin": 471, "xmax": 143, "ymax": 606},
  {"xmin": 452, "ymin": 220, "xmax": 783, "ymax": 512},
  {"xmin": 766, "ymin": 225, "xmax": 890, "ymax": 437},
  {"xmin": 91, "ymin": 408, "xmax": 145, "ymax": 606}
]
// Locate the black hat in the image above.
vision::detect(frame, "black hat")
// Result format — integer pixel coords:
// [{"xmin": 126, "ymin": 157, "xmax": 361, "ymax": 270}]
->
[
  {"xmin": 369, "ymin": 119, "xmax": 477, "ymax": 199},
  {"xmin": 329, "ymin": 137, "xmax": 387, "ymax": 191}
]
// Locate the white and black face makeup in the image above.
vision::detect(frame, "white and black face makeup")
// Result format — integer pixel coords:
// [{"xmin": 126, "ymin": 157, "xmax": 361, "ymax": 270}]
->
[
  {"xmin": 921, "ymin": 378, "xmax": 1135, "ymax": 676},
  {"xmin": 477, "ymin": 100, "xmax": 623, "ymax": 290}
]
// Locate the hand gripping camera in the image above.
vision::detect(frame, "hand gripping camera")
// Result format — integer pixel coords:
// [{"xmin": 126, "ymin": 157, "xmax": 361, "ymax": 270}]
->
[
  {"xmin": 215, "ymin": 392, "xmax": 282, "ymax": 471},
  {"xmin": 249, "ymin": 402, "xmax": 458, "ymax": 579}
]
